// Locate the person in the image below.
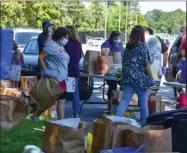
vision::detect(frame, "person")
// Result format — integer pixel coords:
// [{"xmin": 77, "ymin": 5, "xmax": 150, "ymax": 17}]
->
[
  {"xmin": 37, "ymin": 20, "xmax": 53, "ymax": 54},
  {"xmin": 177, "ymin": 34, "xmax": 186, "ymax": 84},
  {"xmin": 11, "ymin": 40, "xmax": 23, "ymax": 88},
  {"xmin": 31, "ymin": 27, "xmax": 70, "ymax": 121},
  {"xmin": 144, "ymin": 27, "xmax": 168, "ymax": 95},
  {"xmin": 101, "ymin": 31, "xmax": 124, "ymax": 107},
  {"xmin": 169, "ymin": 25, "xmax": 186, "ymax": 78},
  {"xmin": 116, "ymin": 25, "xmax": 156, "ymax": 125},
  {"xmin": 170, "ymin": 25, "xmax": 186, "ymax": 57},
  {"xmin": 63, "ymin": 25, "xmax": 82, "ymax": 118}
]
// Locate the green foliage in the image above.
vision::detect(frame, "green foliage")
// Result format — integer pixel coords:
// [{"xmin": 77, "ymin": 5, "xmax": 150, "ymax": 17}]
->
[
  {"xmin": 0, "ymin": 119, "xmax": 45, "ymax": 153},
  {"xmin": 1, "ymin": 1, "xmax": 183, "ymax": 34},
  {"xmin": 145, "ymin": 9, "xmax": 186, "ymax": 34}
]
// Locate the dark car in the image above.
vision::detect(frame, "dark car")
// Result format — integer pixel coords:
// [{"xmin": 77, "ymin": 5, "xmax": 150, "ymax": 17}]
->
[{"xmin": 21, "ymin": 36, "xmax": 93, "ymax": 100}]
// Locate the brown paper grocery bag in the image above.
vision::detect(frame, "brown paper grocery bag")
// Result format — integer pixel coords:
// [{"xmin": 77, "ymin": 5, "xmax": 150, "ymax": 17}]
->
[
  {"xmin": 101, "ymin": 115, "xmax": 141, "ymax": 149},
  {"xmin": 148, "ymin": 95, "xmax": 165, "ymax": 113},
  {"xmin": 91, "ymin": 119, "xmax": 106, "ymax": 153},
  {"xmin": 111, "ymin": 124, "xmax": 133, "ymax": 148},
  {"xmin": 21, "ymin": 76, "xmax": 37, "ymax": 96},
  {"xmin": 112, "ymin": 52, "xmax": 122, "ymax": 64},
  {"xmin": 124, "ymin": 125, "xmax": 172, "ymax": 152},
  {"xmin": 92, "ymin": 115, "xmax": 141, "ymax": 152},
  {"xmin": 43, "ymin": 121, "xmax": 86, "ymax": 153},
  {"xmin": 0, "ymin": 95, "xmax": 22, "ymax": 122},
  {"xmin": 0, "ymin": 96, "xmax": 29, "ymax": 132},
  {"xmin": 29, "ymin": 77, "xmax": 63, "ymax": 110},
  {"xmin": 82, "ymin": 50, "xmax": 100, "ymax": 74}
]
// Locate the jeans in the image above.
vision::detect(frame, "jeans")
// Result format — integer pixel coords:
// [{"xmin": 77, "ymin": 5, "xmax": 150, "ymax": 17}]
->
[
  {"xmin": 116, "ymin": 83, "xmax": 148, "ymax": 125},
  {"xmin": 72, "ymin": 78, "xmax": 80, "ymax": 116}
]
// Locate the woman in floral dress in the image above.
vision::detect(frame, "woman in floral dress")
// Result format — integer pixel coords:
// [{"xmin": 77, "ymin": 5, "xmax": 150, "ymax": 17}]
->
[{"xmin": 11, "ymin": 40, "xmax": 22, "ymax": 88}]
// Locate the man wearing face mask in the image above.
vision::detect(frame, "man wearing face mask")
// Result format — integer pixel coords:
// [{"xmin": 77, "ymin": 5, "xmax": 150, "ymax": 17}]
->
[
  {"xmin": 101, "ymin": 31, "xmax": 124, "ymax": 109},
  {"xmin": 37, "ymin": 20, "xmax": 53, "ymax": 54}
]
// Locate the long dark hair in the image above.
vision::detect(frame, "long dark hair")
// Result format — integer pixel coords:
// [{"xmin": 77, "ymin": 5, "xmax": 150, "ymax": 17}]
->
[
  {"xmin": 66, "ymin": 25, "xmax": 79, "ymax": 42},
  {"xmin": 126, "ymin": 25, "xmax": 145, "ymax": 50},
  {"xmin": 108, "ymin": 31, "xmax": 120, "ymax": 48}
]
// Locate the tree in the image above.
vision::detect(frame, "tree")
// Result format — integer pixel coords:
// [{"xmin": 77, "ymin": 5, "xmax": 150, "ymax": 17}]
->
[
  {"xmin": 145, "ymin": 9, "xmax": 186, "ymax": 34},
  {"xmin": 86, "ymin": 1, "xmax": 105, "ymax": 32}
]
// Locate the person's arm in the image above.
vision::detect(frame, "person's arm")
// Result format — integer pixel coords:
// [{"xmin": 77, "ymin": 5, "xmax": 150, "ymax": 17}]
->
[
  {"xmin": 43, "ymin": 33, "xmax": 51, "ymax": 46},
  {"xmin": 162, "ymin": 52, "xmax": 168, "ymax": 67},
  {"xmin": 142, "ymin": 45, "xmax": 154, "ymax": 79},
  {"xmin": 101, "ymin": 41, "xmax": 110, "ymax": 56},
  {"xmin": 38, "ymin": 50, "xmax": 48, "ymax": 69},
  {"xmin": 101, "ymin": 48, "xmax": 110, "ymax": 56},
  {"xmin": 145, "ymin": 63, "xmax": 154, "ymax": 79}
]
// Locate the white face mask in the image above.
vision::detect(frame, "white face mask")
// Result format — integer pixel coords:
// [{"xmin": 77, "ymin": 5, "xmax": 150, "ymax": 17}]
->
[{"xmin": 61, "ymin": 38, "xmax": 68, "ymax": 46}]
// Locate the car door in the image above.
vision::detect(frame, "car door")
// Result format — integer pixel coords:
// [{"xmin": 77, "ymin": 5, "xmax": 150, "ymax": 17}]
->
[{"xmin": 23, "ymin": 39, "xmax": 39, "ymax": 66}]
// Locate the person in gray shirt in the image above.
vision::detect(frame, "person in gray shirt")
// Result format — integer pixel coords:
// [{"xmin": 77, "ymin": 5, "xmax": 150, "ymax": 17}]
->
[
  {"xmin": 31, "ymin": 27, "xmax": 70, "ymax": 121},
  {"xmin": 144, "ymin": 27, "xmax": 168, "ymax": 95}
]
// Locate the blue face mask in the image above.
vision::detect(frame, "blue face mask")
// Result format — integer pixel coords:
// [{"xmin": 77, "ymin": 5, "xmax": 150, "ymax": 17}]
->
[
  {"xmin": 113, "ymin": 39, "xmax": 120, "ymax": 45},
  {"xmin": 61, "ymin": 39, "xmax": 68, "ymax": 46}
]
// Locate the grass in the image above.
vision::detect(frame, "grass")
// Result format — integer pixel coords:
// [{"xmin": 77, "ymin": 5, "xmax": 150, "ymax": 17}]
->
[{"xmin": 0, "ymin": 115, "xmax": 49, "ymax": 153}]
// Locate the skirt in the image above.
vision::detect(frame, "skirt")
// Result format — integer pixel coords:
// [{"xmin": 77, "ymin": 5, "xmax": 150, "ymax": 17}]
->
[{"xmin": 11, "ymin": 65, "xmax": 21, "ymax": 81}]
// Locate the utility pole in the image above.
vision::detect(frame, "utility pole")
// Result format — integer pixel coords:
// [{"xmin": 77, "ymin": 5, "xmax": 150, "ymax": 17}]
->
[
  {"xmin": 125, "ymin": 2, "xmax": 128, "ymax": 44},
  {"xmin": 104, "ymin": 1, "xmax": 108, "ymax": 40},
  {"xmin": 118, "ymin": 0, "xmax": 121, "ymax": 32}
]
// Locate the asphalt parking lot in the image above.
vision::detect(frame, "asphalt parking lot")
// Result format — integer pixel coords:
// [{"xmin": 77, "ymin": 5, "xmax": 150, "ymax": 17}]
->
[{"xmin": 64, "ymin": 76, "xmax": 177, "ymax": 132}]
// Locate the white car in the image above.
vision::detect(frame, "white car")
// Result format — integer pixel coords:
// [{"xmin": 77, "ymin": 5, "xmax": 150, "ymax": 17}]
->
[
  {"xmin": 12, "ymin": 28, "xmax": 42, "ymax": 52},
  {"xmin": 87, "ymin": 37, "xmax": 105, "ymax": 47}
]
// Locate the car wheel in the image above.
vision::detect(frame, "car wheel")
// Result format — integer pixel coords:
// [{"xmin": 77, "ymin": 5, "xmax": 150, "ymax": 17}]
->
[{"xmin": 89, "ymin": 42, "xmax": 93, "ymax": 47}]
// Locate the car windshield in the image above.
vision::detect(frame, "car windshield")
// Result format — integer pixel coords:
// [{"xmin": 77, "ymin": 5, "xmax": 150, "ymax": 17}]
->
[
  {"xmin": 15, "ymin": 32, "xmax": 40, "ymax": 46},
  {"xmin": 24, "ymin": 39, "xmax": 39, "ymax": 55}
]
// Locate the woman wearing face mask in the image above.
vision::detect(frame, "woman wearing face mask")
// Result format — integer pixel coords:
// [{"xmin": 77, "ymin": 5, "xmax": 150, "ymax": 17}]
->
[
  {"xmin": 31, "ymin": 27, "xmax": 70, "ymax": 121},
  {"xmin": 63, "ymin": 25, "xmax": 82, "ymax": 118},
  {"xmin": 101, "ymin": 31, "xmax": 124, "ymax": 108}
]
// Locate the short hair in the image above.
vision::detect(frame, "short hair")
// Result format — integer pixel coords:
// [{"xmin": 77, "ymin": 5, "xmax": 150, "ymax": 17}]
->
[
  {"xmin": 180, "ymin": 26, "xmax": 186, "ymax": 33},
  {"xmin": 52, "ymin": 27, "xmax": 69, "ymax": 41},
  {"xmin": 109, "ymin": 31, "xmax": 121, "ymax": 40},
  {"xmin": 144, "ymin": 27, "xmax": 154, "ymax": 35},
  {"xmin": 66, "ymin": 25, "xmax": 79, "ymax": 42}
]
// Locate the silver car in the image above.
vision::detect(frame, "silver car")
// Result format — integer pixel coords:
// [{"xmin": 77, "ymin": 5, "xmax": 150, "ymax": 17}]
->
[{"xmin": 21, "ymin": 36, "xmax": 93, "ymax": 100}]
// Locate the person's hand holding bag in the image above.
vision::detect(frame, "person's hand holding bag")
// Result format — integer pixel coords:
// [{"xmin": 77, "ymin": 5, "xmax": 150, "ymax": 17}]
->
[
  {"xmin": 150, "ymin": 78, "xmax": 157, "ymax": 86},
  {"xmin": 42, "ymin": 68, "xmax": 51, "ymax": 78}
]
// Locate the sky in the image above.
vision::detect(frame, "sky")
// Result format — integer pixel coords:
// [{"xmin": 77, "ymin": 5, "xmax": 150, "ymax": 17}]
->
[{"xmin": 139, "ymin": 1, "xmax": 186, "ymax": 14}]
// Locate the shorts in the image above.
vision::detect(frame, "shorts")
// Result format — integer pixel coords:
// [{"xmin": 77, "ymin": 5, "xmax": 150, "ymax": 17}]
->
[{"xmin": 58, "ymin": 92, "xmax": 68, "ymax": 100}]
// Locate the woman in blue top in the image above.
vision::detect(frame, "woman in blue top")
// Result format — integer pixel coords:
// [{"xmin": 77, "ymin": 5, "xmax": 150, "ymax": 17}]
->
[
  {"xmin": 101, "ymin": 31, "xmax": 124, "ymax": 107},
  {"xmin": 116, "ymin": 25, "xmax": 156, "ymax": 125}
]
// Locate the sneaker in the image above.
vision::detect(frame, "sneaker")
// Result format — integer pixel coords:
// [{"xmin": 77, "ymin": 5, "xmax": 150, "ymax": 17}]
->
[
  {"xmin": 30, "ymin": 115, "xmax": 40, "ymax": 122},
  {"xmin": 72, "ymin": 114, "xmax": 80, "ymax": 118}
]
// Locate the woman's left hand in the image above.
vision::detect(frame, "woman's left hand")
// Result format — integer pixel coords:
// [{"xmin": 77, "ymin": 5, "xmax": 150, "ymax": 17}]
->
[{"xmin": 42, "ymin": 69, "xmax": 51, "ymax": 78}]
